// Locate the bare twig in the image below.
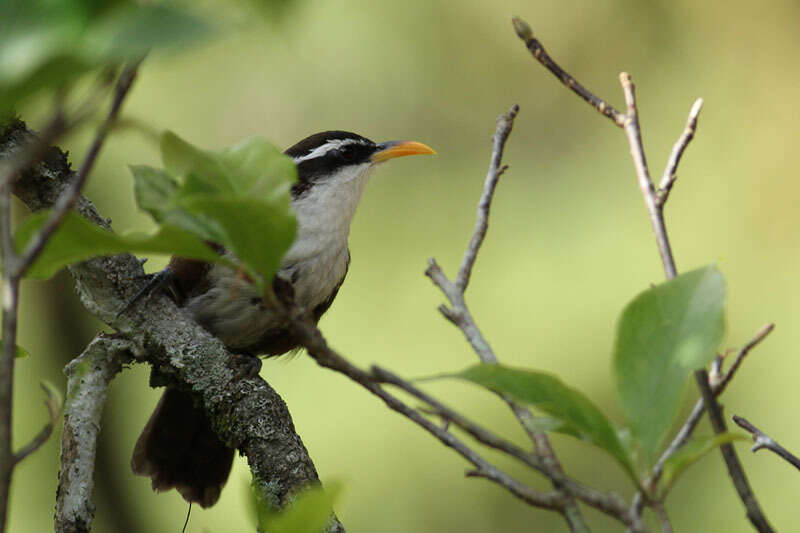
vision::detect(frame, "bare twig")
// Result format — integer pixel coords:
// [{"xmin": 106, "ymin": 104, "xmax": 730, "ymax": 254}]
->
[
  {"xmin": 426, "ymin": 105, "xmax": 590, "ymax": 531},
  {"xmin": 16, "ymin": 63, "xmax": 139, "ymax": 278},
  {"xmin": 657, "ymin": 99, "xmax": 703, "ymax": 205},
  {"xmin": 370, "ymin": 365, "xmax": 639, "ymax": 528},
  {"xmin": 718, "ymin": 324, "xmax": 774, "ymax": 393},
  {"xmin": 512, "ymin": 17, "xmax": 691, "ymax": 280},
  {"xmin": 694, "ymin": 370, "xmax": 774, "ymax": 533},
  {"xmin": 512, "ymin": 17, "xmax": 626, "ymax": 126},
  {"xmin": 288, "ymin": 317, "xmax": 567, "ymax": 512},
  {"xmin": 13, "ymin": 382, "xmax": 62, "ymax": 465},
  {"xmin": 618, "ymin": 73, "xmax": 677, "ymax": 279},
  {"xmin": 455, "ymin": 105, "xmax": 517, "ymax": 291},
  {"xmin": 733, "ymin": 415, "xmax": 800, "ymax": 472},
  {"xmin": 288, "ymin": 316, "xmax": 646, "ymax": 529},
  {"xmin": 654, "ymin": 502, "xmax": 673, "ymax": 533}
]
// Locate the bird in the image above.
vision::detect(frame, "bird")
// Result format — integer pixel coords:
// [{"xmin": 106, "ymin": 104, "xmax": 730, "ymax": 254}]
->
[{"xmin": 130, "ymin": 130, "xmax": 435, "ymax": 508}]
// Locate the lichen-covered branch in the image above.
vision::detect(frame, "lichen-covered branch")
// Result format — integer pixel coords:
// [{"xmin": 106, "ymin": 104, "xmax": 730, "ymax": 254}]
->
[
  {"xmin": 55, "ymin": 335, "xmax": 131, "ymax": 533},
  {"xmin": 0, "ymin": 119, "xmax": 344, "ymax": 533}
]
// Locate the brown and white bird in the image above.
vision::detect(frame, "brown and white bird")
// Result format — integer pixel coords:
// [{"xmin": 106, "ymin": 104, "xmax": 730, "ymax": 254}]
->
[{"xmin": 131, "ymin": 131, "xmax": 435, "ymax": 508}]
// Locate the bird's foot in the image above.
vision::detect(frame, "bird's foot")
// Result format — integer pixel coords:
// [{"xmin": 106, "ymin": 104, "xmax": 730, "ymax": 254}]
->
[{"xmin": 229, "ymin": 353, "xmax": 262, "ymax": 380}]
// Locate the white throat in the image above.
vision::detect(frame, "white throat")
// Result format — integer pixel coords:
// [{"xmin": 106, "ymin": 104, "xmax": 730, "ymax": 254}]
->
[{"xmin": 289, "ymin": 163, "xmax": 371, "ymax": 250}]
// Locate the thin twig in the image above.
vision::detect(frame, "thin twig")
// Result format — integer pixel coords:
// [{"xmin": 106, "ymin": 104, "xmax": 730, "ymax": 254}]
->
[
  {"xmin": 16, "ymin": 63, "xmax": 139, "ymax": 278},
  {"xmin": 653, "ymin": 502, "xmax": 673, "ymax": 533},
  {"xmin": 455, "ymin": 105, "xmax": 517, "ymax": 291},
  {"xmin": 426, "ymin": 104, "xmax": 589, "ymax": 531},
  {"xmin": 13, "ymin": 382, "xmax": 61, "ymax": 464},
  {"xmin": 657, "ymin": 98, "xmax": 703, "ymax": 206},
  {"xmin": 512, "ymin": 17, "xmax": 626, "ymax": 126},
  {"xmin": 289, "ymin": 316, "xmax": 644, "ymax": 528},
  {"xmin": 288, "ymin": 318, "xmax": 568, "ymax": 512},
  {"xmin": 513, "ymin": 17, "xmax": 680, "ymax": 280},
  {"xmin": 619, "ymin": 73, "xmax": 677, "ymax": 279},
  {"xmin": 694, "ymin": 370, "xmax": 774, "ymax": 533},
  {"xmin": 370, "ymin": 365, "xmax": 639, "ymax": 528},
  {"xmin": 733, "ymin": 415, "xmax": 800, "ymax": 472}
]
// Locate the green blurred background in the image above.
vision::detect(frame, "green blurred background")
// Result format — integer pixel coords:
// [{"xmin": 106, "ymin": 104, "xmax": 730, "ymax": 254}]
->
[{"xmin": 9, "ymin": 0, "xmax": 800, "ymax": 531}]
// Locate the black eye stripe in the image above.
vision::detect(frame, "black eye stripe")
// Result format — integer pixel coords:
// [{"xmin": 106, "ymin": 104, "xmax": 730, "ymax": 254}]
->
[{"xmin": 286, "ymin": 133, "xmax": 378, "ymax": 199}]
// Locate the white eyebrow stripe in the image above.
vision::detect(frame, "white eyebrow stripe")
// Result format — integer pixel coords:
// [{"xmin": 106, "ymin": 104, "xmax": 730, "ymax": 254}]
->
[{"xmin": 292, "ymin": 138, "xmax": 370, "ymax": 164}]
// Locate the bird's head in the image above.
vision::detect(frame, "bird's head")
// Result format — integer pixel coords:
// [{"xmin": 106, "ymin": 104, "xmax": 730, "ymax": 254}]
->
[
  {"xmin": 285, "ymin": 130, "xmax": 435, "ymax": 197},
  {"xmin": 284, "ymin": 131, "xmax": 435, "ymax": 234}
]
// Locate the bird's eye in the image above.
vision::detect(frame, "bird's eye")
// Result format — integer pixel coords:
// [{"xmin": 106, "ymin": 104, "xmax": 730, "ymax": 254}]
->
[{"xmin": 337, "ymin": 145, "xmax": 357, "ymax": 162}]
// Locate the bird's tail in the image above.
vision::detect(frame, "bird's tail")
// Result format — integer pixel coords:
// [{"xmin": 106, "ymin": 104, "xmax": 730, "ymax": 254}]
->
[{"xmin": 131, "ymin": 387, "xmax": 234, "ymax": 508}]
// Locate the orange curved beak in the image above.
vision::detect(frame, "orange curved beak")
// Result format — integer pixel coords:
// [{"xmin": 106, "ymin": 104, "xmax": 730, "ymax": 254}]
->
[{"xmin": 371, "ymin": 140, "xmax": 436, "ymax": 163}]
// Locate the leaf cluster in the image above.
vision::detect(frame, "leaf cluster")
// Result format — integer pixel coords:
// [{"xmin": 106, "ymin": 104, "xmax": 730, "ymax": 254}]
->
[{"xmin": 16, "ymin": 131, "xmax": 298, "ymax": 295}]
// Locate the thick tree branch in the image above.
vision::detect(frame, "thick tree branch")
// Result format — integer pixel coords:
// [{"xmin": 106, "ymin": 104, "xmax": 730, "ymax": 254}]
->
[
  {"xmin": 1, "ymin": 119, "xmax": 344, "ymax": 533},
  {"xmin": 732, "ymin": 415, "xmax": 800, "ymax": 471},
  {"xmin": 694, "ymin": 370, "xmax": 774, "ymax": 533}
]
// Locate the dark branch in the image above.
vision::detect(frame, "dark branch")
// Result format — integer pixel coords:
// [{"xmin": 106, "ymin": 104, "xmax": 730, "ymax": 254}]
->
[
  {"xmin": 694, "ymin": 370, "xmax": 774, "ymax": 533},
  {"xmin": 733, "ymin": 415, "xmax": 800, "ymax": 472}
]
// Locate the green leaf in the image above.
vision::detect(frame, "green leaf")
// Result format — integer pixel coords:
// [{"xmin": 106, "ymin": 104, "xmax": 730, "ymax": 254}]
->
[
  {"xmin": 659, "ymin": 432, "xmax": 747, "ymax": 495},
  {"xmin": 83, "ymin": 4, "xmax": 213, "ymax": 61},
  {"xmin": 441, "ymin": 364, "xmax": 638, "ymax": 482},
  {"xmin": 217, "ymin": 136, "xmax": 297, "ymax": 198},
  {"xmin": 251, "ymin": 481, "xmax": 341, "ymax": 533},
  {"xmin": 154, "ymin": 131, "xmax": 298, "ymax": 291},
  {"xmin": 0, "ymin": 1, "xmax": 211, "ymax": 112},
  {"xmin": 15, "ymin": 211, "xmax": 222, "ymax": 279},
  {"xmin": 0, "ymin": 341, "xmax": 30, "ymax": 359},
  {"xmin": 130, "ymin": 164, "xmax": 226, "ymax": 242},
  {"xmin": 181, "ymin": 195, "xmax": 296, "ymax": 290},
  {"xmin": 160, "ymin": 131, "xmax": 235, "ymax": 193},
  {"xmin": 613, "ymin": 265, "xmax": 726, "ymax": 466}
]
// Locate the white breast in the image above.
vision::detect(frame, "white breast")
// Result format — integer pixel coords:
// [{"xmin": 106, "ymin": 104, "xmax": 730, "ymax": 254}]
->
[{"xmin": 184, "ymin": 162, "xmax": 372, "ymax": 351}]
